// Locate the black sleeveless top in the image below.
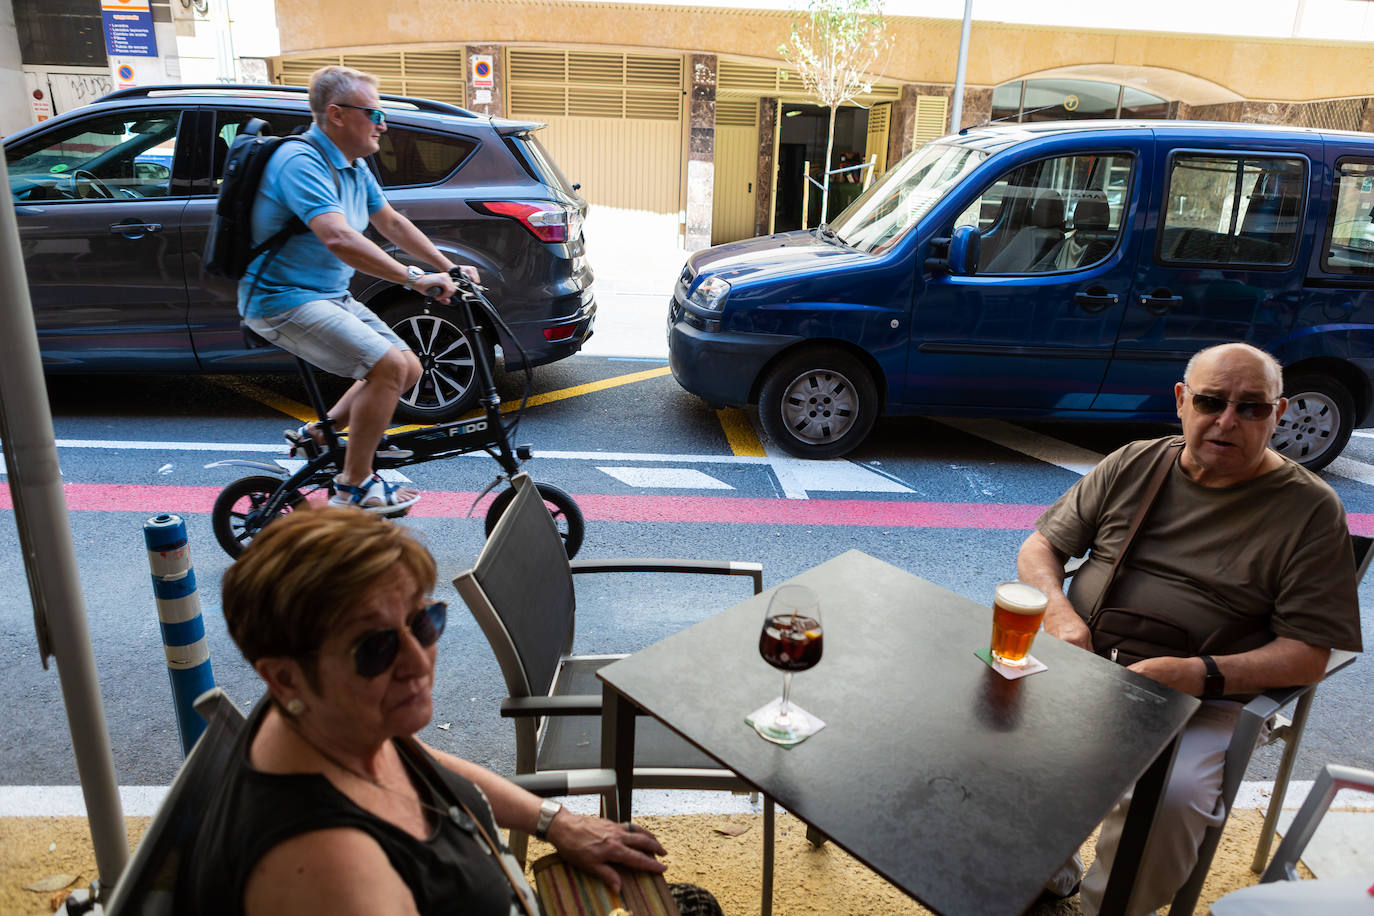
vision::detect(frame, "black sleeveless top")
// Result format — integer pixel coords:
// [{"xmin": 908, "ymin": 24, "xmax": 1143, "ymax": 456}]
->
[{"xmin": 186, "ymin": 700, "xmax": 536, "ymax": 915}]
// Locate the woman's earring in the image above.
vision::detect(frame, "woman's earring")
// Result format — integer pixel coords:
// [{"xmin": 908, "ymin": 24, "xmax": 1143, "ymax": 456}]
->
[{"xmin": 286, "ymin": 698, "xmax": 306, "ymax": 717}]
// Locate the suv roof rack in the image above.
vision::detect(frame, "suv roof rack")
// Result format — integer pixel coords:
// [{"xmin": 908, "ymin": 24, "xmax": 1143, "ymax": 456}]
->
[{"xmin": 94, "ymin": 83, "xmax": 479, "ymax": 119}]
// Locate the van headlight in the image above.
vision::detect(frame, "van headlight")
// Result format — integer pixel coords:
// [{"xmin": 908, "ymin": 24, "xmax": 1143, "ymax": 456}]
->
[{"xmin": 688, "ymin": 276, "xmax": 731, "ymax": 311}]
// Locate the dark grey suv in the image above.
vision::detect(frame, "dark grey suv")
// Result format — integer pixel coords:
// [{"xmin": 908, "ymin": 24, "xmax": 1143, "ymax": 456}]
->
[{"xmin": 4, "ymin": 84, "xmax": 595, "ymax": 421}]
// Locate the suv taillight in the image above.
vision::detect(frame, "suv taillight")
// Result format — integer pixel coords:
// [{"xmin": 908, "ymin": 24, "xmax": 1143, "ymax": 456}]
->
[{"xmin": 473, "ymin": 200, "xmax": 581, "ymax": 243}]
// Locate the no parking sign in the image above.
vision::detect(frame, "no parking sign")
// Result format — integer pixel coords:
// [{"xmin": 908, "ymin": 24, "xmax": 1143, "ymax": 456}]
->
[{"xmin": 471, "ymin": 54, "xmax": 494, "ymax": 90}]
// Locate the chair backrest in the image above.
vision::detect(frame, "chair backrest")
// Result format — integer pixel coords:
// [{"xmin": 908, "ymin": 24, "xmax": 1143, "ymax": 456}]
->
[
  {"xmin": 103, "ymin": 688, "xmax": 247, "ymax": 915},
  {"xmin": 455, "ymin": 474, "xmax": 577, "ymax": 700}
]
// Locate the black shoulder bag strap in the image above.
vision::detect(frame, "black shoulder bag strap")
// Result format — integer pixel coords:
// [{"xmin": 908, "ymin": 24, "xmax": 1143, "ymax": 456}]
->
[{"xmin": 1086, "ymin": 437, "xmax": 1184, "ymax": 626}]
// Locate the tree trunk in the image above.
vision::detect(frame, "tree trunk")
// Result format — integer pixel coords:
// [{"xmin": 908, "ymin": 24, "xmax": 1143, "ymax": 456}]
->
[{"xmin": 821, "ymin": 103, "xmax": 837, "ymax": 226}]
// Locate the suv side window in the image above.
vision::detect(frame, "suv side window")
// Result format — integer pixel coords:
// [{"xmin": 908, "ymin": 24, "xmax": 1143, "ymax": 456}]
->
[
  {"xmin": 374, "ymin": 127, "xmax": 476, "ymax": 187},
  {"xmin": 7, "ymin": 110, "xmax": 183, "ymax": 202},
  {"xmin": 1159, "ymin": 154, "xmax": 1305, "ymax": 267},
  {"xmin": 200, "ymin": 110, "xmax": 313, "ymax": 194},
  {"xmin": 956, "ymin": 152, "xmax": 1132, "ymax": 274},
  {"xmin": 1323, "ymin": 158, "xmax": 1374, "ymax": 275}
]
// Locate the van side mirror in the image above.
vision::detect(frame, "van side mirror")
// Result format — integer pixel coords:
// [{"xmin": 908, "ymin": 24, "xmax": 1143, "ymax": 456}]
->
[{"xmin": 925, "ymin": 225, "xmax": 980, "ymax": 276}]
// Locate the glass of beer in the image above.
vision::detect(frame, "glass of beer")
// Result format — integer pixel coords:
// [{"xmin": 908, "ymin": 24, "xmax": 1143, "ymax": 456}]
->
[{"xmin": 990, "ymin": 581, "xmax": 1048, "ymax": 668}]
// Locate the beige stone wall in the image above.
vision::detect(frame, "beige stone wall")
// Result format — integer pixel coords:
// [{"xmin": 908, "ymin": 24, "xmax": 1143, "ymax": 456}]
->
[{"xmin": 277, "ymin": 0, "xmax": 1374, "ymax": 104}]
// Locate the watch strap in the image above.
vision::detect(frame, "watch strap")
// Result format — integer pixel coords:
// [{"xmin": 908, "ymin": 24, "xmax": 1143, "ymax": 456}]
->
[
  {"xmin": 1200, "ymin": 654, "xmax": 1225, "ymax": 699},
  {"xmin": 534, "ymin": 798, "xmax": 562, "ymax": 840},
  {"xmin": 404, "ymin": 265, "xmax": 424, "ymax": 289}
]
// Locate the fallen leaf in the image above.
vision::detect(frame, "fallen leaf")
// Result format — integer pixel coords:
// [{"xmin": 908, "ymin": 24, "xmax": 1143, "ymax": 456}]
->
[
  {"xmin": 436, "ymin": 722, "xmax": 451, "ymax": 730},
  {"xmin": 712, "ymin": 823, "xmax": 751, "ymax": 837},
  {"xmin": 24, "ymin": 874, "xmax": 76, "ymax": 893}
]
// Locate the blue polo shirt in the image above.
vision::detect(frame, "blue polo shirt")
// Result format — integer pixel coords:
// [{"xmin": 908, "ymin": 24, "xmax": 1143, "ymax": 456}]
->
[{"xmin": 238, "ymin": 124, "xmax": 387, "ymax": 319}]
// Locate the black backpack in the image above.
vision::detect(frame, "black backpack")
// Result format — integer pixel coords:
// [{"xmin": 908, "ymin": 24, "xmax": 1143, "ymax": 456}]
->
[{"xmin": 204, "ymin": 118, "xmax": 334, "ymax": 281}]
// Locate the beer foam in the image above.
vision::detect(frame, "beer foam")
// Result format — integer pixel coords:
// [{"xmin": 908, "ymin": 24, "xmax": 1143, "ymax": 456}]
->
[{"xmin": 995, "ymin": 581, "xmax": 1048, "ymax": 613}]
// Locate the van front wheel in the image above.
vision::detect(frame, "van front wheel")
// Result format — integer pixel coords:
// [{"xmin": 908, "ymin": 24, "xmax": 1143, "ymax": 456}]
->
[
  {"xmin": 1271, "ymin": 374, "xmax": 1354, "ymax": 473},
  {"xmin": 758, "ymin": 348, "xmax": 878, "ymax": 459}
]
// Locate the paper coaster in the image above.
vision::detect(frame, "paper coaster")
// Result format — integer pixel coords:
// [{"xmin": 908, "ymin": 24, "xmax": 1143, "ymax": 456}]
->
[
  {"xmin": 745, "ymin": 697, "xmax": 826, "ymax": 746},
  {"xmin": 974, "ymin": 647, "xmax": 1047, "ymax": 679}
]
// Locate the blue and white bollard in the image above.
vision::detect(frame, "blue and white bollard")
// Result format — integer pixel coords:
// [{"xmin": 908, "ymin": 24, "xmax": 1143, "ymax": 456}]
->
[{"xmin": 144, "ymin": 514, "xmax": 215, "ymax": 757}]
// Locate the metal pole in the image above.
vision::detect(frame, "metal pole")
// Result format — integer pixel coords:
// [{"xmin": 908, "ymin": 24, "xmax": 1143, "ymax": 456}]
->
[
  {"xmin": 0, "ymin": 158, "xmax": 128, "ymax": 880},
  {"xmin": 144, "ymin": 514, "xmax": 216, "ymax": 757},
  {"xmin": 950, "ymin": 0, "xmax": 973, "ymax": 133}
]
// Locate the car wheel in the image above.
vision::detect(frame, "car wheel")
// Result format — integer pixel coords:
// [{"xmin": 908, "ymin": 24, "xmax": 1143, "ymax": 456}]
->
[
  {"xmin": 1271, "ymin": 374, "xmax": 1355, "ymax": 473},
  {"xmin": 758, "ymin": 347, "xmax": 878, "ymax": 459},
  {"xmin": 484, "ymin": 481, "xmax": 585, "ymax": 559},
  {"xmin": 386, "ymin": 299, "xmax": 490, "ymax": 422}
]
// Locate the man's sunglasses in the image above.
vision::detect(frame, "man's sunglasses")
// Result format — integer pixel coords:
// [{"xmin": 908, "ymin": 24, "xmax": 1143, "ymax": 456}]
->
[
  {"xmin": 1182, "ymin": 383, "xmax": 1279, "ymax": 421},
  {"xmin": 350, "ymin": 601, "xmax": 447, "ymax": 678},
  {"xmin": 337, "ymin": 103, "xmax": 386, "ymax": 125}
]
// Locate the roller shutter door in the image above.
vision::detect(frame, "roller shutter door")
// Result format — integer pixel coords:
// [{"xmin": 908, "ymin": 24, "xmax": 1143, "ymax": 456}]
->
[{"xmin": 712, "ymin": 99, "xmax": 759, "ymax": 244}]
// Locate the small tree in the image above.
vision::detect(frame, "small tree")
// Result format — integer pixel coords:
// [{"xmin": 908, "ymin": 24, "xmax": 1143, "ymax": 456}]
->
[{"xmin": 780, "ymin": 0, "xmax": 890, "ymax": 226}]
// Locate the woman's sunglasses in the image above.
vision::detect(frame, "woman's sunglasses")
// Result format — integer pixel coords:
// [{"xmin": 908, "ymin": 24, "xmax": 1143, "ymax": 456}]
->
[
  {"xmin": 337, "ymin": 103, "xmax": 386, "ymax": 125},
  {"xmin": 1182, "ymin": 383, "xmax": 1279, "ymax": 421},
  {"xmin": 350, "ymin": 601, "xmax": 447, "ymax": 678}
]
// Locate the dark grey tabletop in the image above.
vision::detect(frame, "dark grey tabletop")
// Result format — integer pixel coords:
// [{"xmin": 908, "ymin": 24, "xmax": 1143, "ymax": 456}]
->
[{"xmin": 598, "ymin": 549, "xmax": 1201, "ymax": 916}]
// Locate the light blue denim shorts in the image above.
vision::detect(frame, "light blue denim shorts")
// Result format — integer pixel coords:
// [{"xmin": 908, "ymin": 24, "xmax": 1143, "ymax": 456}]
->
[{"xmin": 244, "ymin": 296, "xmax": 408, "ymax": 380}]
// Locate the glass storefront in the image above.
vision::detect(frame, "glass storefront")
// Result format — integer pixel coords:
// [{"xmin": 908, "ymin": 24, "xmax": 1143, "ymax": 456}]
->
[{"xmin": 989, "ymin": 78, "xmax": 1170, "ymax": 124}]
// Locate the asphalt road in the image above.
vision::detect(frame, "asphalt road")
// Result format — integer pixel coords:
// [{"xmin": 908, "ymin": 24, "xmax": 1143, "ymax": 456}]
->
[{"xmin": 2, "ymin": 354, "xmax": 1373, "ymax": 790}]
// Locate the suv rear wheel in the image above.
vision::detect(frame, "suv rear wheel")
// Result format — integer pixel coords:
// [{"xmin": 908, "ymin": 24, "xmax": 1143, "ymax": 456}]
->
[{"xmin": 386, "ymin": 299, "xmax": 491, "ymax": 422}]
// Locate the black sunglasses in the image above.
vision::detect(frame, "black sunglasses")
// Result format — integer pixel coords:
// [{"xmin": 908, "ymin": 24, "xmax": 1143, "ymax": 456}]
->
[
  {"xmin": 350, "ymin": 601, "xmax": 447, "ymax": 678},
  {"xmin": 336, "ymin": 103, "xmax": 386, "ymax": 125},
  {"xmin": 1182, "ymin": 383, "xmax": 1279, "ymax": 421}
]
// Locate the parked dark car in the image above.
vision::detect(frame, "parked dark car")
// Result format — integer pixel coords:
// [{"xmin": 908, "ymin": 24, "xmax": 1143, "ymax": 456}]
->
[
  {"xmin": 668, "ymin": 120, "xmax": 1374, "ymax": 472},
  {"xmin": 5, "ymin": 84, "xmax": 595, "ymax": 421}
]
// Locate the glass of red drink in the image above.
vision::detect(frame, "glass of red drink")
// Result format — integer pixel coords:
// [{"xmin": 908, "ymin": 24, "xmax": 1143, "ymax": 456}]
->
[{"xmin": 751, "ymin": 584, "xmax": 824, "ymax": 745}]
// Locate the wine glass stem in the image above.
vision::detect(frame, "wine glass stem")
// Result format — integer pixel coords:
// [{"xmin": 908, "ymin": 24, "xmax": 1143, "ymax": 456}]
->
[{"xmin": 778, "ymin": 672, "xmax": 794, "ymax": 723}]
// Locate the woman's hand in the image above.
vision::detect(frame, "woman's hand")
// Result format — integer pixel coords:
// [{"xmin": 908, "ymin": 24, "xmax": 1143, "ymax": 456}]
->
[{"xmin": 545, "ymin": 812, "xmax": 668, "ymax": 891}]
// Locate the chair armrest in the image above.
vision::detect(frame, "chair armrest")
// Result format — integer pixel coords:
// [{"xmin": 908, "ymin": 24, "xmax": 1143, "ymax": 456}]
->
[
  {"xmin": 571, "ymin": 558, "xmax": 764, "ymax": 594},
  {"xmin": 1260, "ymin": 763, "xmax": 1374, "ymax": 883},
  {"xmin": 507, "ymin": 768, "xmax": 617, "ymax": 798},
  {"xmin": 501, "ymin": 695, "xmax": 603, "ymax": 718},
  {"xmin": 1242, "ymin": 649, "xmax": 1358, "ymax": 721}
]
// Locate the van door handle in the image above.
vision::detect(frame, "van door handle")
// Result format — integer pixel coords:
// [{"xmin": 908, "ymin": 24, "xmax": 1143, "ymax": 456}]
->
[
  {"xmin": 1140, "ymin": 288, "xmax": 1183, "ymax": 315},
  {"xmin": 1073, "ymin": 286, "xmax": 1119, "ymax": 313},
  {"xmin": 110, "ymin": 220, "xmax": 162, "ymax": 238}
]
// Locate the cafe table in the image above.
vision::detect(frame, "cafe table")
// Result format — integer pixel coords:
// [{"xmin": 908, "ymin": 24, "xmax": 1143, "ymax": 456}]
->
[{"xmin": 597, "ymin": 549, "xmax": 1201, "ymax": 916}]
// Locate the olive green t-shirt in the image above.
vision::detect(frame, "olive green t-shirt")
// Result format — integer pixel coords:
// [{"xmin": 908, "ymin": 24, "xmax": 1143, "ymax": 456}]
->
[{"xmin": 1037, "ymin": 436, "xmax": 1362, "ymax": 653}]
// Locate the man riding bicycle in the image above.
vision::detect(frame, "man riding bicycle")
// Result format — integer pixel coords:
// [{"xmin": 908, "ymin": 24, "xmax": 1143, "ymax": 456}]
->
[{"xmin": 240, "ymin": 64, "xmax": 476, "ymax": 514}]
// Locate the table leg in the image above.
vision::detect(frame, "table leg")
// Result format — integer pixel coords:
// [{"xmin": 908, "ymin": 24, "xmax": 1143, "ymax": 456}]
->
[
  {"xmin": 600, "ymin": 684, "xmax": 637, "ymax": 823},
  {"xmin": 762, "ymin": 796, "xmax": 774, "ymax": 916},
  {"xmin": 1099, "ymin": 734, "xmax": 1181, "ymax": 915}
]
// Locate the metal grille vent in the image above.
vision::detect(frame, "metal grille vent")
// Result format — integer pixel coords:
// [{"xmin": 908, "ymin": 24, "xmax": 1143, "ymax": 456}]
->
[
  {"xmin": 915, "ymin": 95, "xmax": 948, "ymax": 146},
  {"xmin": 716, "ymin": 99, "xmax": 758, "ymax": 128},
  {"xmin": 276, "ymin": 50, "xmax": 464, "ymax": 106},
  {"xmin": 508, "ymin": 49, "xmax": 682, "ymax": 120}
]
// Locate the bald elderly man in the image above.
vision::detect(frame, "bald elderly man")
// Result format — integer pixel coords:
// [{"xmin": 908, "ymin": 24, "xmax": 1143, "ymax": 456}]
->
[{"xmin": 1019, "ymin": 342, "xmax": 1363, "ymax": 914}]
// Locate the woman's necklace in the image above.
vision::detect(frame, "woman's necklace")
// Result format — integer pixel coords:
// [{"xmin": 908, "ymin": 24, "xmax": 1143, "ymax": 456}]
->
[{"xmin": 280, "ymin": 714, "xmax": 539, "ymax": 916}]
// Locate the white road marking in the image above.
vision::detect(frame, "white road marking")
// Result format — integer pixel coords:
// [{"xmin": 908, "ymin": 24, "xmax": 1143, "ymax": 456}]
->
[
  {"xmin": 1324, "ymin": 456, "xmax": 1374, "ymax": 486},
  {"xmin": 597, "ymin": 467, "xmax": 734, "ymax": 489},
  {"xmin": 934, "ymin": 418, "xmax": 1104, "ymax": 477}
]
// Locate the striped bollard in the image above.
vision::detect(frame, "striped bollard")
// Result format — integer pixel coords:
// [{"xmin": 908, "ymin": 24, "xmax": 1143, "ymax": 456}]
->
[{"xmin": 144, "ymin": 514, "xmax": 216, "ymax": 757}]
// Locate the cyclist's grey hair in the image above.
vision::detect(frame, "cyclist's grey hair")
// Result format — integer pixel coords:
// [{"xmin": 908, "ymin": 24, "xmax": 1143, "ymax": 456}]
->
[
  {"xmin": 1182, "ymin": 343, "xmax": 1284, "ymax": 400},
  {"xmin": 308, "ymin": 65, "xmax": 380, "ymax": 123}
]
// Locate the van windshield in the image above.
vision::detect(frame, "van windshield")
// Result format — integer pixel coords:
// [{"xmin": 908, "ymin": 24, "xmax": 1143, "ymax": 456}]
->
[{"xmin": 832, "ymin": 143, "xmax": 988, "ymax": 254}]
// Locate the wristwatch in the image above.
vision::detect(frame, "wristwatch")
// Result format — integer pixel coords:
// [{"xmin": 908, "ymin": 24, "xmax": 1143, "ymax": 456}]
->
[
  {"xmin": 1200, "ymin": 654, "xmax": 1225, "ymax": 699},
  {"xmin": 534, "ymin": 799, "xmax": 562, "ymax": 840},
  {"xmin": 403, "ymin": 265, "xmax": 424, "ymax": 289}
]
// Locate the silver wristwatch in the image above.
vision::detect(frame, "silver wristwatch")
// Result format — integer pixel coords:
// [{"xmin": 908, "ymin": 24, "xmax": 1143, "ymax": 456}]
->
[
  {"xmin": 403, "ymin": 265, "xmax": 424, "ymax": 289},
  {"xmin": 534, "ymin": 798, "xmax": 562, "ymax": 840}
]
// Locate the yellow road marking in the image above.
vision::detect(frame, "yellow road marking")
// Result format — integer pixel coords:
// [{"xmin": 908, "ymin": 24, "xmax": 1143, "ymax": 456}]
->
[
  {"xmin": 214, "ymin": 366, "xmax": 674, "ymax": 434},
  {"xmin": 717, "ymin": 407, "xmax": 766, "ymax": 457}
]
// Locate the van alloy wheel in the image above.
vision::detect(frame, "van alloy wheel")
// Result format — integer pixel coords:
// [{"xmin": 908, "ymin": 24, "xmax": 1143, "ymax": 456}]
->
[
  {"xmin": 1271, "ymin": 374, "xmax": 1354, "ymax": 473},
  {"xmin": 758, "ymin": 347, "xmax": 878, "ymax": 459}
]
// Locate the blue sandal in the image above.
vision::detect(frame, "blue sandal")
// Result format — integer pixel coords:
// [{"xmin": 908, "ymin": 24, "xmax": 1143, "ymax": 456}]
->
[{"xmin": 329, "ymin": 473, "xmax": 420, "ymax": 515}]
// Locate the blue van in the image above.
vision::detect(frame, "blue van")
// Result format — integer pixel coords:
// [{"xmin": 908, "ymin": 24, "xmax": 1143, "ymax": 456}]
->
[{"xmin": 667, "ymin": 121, "xmax": 1374, "ymax": 471}]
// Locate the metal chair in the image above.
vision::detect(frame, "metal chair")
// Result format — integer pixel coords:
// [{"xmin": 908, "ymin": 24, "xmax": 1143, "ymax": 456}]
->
[
  {"xmin": 454, "ymin": 472, "xmax": 766, "ymax": 862},
  {"xmin": 1208, "ymin": 763, "xmax": 1374, "ymax": 914},
  {"xmin": 1167, "ymin": 532, "xmax": 1372, "ymax": 915},
  {"xmin": 102, "ymin": 687, "xmax": 247, "ymax": 915}
]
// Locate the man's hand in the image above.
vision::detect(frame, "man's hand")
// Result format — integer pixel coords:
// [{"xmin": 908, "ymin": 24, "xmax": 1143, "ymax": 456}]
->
[
  {"xmin": 1127, "ymin": 655, "xmax": 1205, "ymax": 695},
  {"xmin": 1043, "ymin": 595, "xmax": 1092, "ymax": 650},
  {"xmin": 413, "ymin": 271, "xmax": 456, "ymax": 303},
  {"xmin": 544, "ymin": 811, "xmax": 667, "ymax": 891}
]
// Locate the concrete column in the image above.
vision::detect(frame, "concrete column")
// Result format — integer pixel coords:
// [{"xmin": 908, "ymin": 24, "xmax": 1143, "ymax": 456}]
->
[
  {"xmin": 1361, "ymin": 99, "xmax": 1374, "ymax": 134},
  {"xmin": 465, "ymin": 43, "xmax": 503, "ymax": 117},
  {"xmin": 684, "ymin": 52, "xmax": 715, "ymax": 251},
  {"xmin": 0, "ymin": 0, "xmax": 30, "ymax": 134},
  {"xmin": 888, "ymin": 84, "xmax": 918, "ymax": 166},
  {"xmin": 755, "ymin": 97, "xmax": 777, "ymax": 237},
  {"xmin": 958, "ymin": 87, "xmax": 992, "ymax": 130}
]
